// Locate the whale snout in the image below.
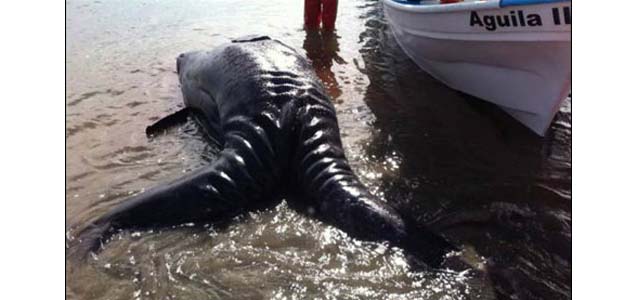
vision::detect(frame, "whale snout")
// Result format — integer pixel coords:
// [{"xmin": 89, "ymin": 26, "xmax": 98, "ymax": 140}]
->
[
  {"xmin": 176, "ymin": 53, "xmax": 187, "ymax": 74},
  {"xmin": 177, "ymin": 51, "xmax": 203, "ymax": 74}
]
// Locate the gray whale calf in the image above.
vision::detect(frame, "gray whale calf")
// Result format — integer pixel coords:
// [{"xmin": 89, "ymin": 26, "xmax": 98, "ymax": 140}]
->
[{"xmin": 74, "ymin": 36, "xmax": 454, "ymax": 266}]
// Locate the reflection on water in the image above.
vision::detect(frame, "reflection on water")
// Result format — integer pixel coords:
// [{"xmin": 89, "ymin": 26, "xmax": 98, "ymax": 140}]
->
[
  {"xmin": 357, "ymin": 2, "xmax": 571, "ymax": 299},
  {"xmin": 66, "ymin": 0, "xmax": 571, "ymax": 299},
  {"xmin": 303, "ymin": 29, "xmax": 345, "ymax": 100}
]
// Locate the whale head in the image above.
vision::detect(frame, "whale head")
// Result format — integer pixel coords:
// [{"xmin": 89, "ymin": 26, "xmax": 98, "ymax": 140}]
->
[{"xmin": 176, "ymin": 52, "xmax": 193, "ymax": 75}]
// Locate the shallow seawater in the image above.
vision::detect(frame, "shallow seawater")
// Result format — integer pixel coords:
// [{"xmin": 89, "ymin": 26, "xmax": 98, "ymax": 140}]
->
[{"xmin": 66, "ymin": 0, "xmax": 571, "ymax": 299}]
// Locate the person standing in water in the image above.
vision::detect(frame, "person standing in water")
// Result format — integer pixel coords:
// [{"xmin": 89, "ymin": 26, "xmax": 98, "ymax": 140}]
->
[
  {"xmin": 303, "ymin": 0, "xmax": 343, "ymax": 99},
  {"xmin": 304, "ymin": 0, "xmax": 338, "ymax": 31}
]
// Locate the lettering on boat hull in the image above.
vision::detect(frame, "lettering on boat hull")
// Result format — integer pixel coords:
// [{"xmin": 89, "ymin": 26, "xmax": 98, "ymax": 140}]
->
[{"xmin": 470, "ymin": 6, "xmax": 571, "ymax": 32}]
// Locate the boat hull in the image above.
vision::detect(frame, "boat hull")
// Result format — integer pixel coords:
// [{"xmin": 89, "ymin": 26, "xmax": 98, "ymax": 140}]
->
[{"xmin": 383, "ymin": 0, "xmax": 571, "ymax": 135}]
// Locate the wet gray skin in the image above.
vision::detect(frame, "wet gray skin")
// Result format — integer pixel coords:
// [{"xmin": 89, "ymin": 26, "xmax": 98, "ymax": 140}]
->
[{"xmin": 72, "ymin": 36, "xmax": 455, "ymax": 269}]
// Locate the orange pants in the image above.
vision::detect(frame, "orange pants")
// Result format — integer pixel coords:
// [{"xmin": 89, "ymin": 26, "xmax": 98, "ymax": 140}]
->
[{"xmin": 304, "ymin": 0, "xmax": 338, "ymax": 31}]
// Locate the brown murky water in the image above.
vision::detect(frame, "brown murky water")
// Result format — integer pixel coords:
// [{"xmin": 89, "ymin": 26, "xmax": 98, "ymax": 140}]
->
[{"xmin": 66, "ymin": 0, "xmax": 571, "ymax": 299}]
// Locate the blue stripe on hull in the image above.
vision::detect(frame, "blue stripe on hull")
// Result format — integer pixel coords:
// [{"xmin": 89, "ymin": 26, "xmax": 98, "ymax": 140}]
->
[
  {"xmin": 388, "ymin": 0, "xmax": 569, "ymax": 7},
  {"xmin": 500, "ymin": 0, "xmax": 569, "ymax": 7},
  {"xmin": 388, "ymin": 0, "xmax": 425, "ymax": 4}
]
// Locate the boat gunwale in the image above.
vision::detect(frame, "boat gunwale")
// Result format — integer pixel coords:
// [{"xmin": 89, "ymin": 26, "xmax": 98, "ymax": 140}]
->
[
  {"xmin": 383, "ymin": 0, "xmax": 571, "ymax": 41},
  {"xmin": 383, "ymin": 0, "xmax": 571, "ymax": 14},
  {"xmin": 384, "ymin": 0, "xmax": 501, "ymax": 13}
]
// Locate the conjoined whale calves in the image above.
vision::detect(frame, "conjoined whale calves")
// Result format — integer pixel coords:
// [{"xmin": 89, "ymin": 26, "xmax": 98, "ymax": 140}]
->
[{"xmin": 72, "ymin": 37, "xmax": 454, "ymax": 267}]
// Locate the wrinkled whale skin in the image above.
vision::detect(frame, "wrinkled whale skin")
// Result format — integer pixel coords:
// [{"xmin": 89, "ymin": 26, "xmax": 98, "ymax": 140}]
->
[{"xmin": 74, "ymin": 36, "xmax": 451, "ymax": 264}]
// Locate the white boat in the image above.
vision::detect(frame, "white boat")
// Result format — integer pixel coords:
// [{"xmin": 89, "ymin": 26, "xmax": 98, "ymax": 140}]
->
[{"xmin": 382, "ymin": 0, "xmax": 571, "ymax": 135}]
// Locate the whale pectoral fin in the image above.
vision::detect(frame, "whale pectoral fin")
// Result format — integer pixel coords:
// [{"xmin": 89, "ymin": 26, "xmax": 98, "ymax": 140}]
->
[
  {"xmin": 231, "ymin": 35, "xmax": 271, "ymax": 43},
  {"xmin": 145, "ymin": 108, "xmax": 223, "ymax": 147},
  {"xmin": 145, "ymin": 107, "xmax": 192, "ymax": 136}
]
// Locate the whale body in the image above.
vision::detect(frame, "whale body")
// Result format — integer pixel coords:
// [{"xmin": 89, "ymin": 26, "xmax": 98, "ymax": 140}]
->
[{"xmin": 74, "ymin": 36, "xmax": 453, "ymax": 266}]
